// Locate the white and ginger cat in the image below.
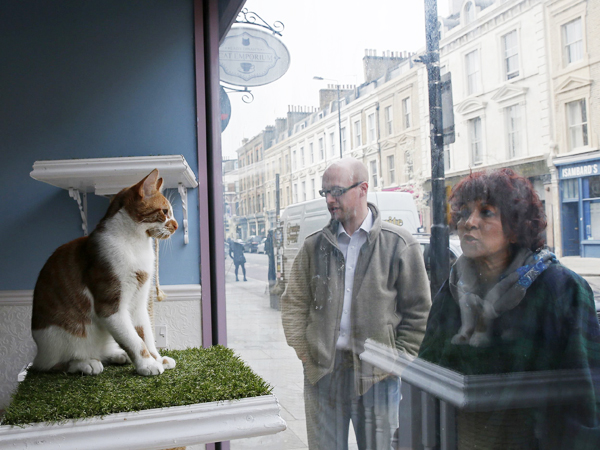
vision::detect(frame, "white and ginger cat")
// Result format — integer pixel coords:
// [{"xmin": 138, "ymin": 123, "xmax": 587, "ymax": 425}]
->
[{"xmin": 31, "ymin": 169, "xmax": 177, "ymax": 376}]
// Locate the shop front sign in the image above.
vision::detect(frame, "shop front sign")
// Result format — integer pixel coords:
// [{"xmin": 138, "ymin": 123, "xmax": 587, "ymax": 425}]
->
[{"xmin": 559, "ymin": 161, "xmax": 600, "ymax": 179}]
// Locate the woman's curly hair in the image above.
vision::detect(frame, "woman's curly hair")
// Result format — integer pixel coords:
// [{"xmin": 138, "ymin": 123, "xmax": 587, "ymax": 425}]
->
[{"xmin": 449, "ymin": 168, "xmax": 547, "ymax": 251}]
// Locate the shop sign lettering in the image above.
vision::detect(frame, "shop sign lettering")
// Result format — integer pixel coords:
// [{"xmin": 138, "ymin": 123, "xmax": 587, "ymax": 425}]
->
[{"xmin": 560, "ymin": 163, "xmax": 599, "ymax": 179}]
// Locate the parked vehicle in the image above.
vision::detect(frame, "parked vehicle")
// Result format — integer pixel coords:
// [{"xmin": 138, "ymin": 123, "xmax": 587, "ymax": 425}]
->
[
  {"xmin": 276, "ymin": 192, "xmax": 422, "ymax": 295},
  {"xmin": 244, "ymin": 235, "xmax": 264, "ymax": 253},
  {"xmin": 412, "ymin": 233, "xmax": 463, "ymax": 280},
  {"xmin": 257, "ymin": 237, "xmax": 267, "ymax": 254}
]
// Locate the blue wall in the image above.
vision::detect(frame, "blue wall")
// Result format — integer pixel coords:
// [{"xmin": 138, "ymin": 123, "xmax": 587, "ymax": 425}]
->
[{"xmin": 0, "ymin": 1, "xmax": 200, "ymax": 289}]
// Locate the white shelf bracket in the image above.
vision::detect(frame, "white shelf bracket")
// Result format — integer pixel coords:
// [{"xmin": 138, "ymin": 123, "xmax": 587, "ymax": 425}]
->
[
  {"xmin": 178, "ymin": 183, "xmax": 189, "ymax": 244},
  {"xmin": 68, "ymin": 188, "xmax": 88, "ymax": 236}
]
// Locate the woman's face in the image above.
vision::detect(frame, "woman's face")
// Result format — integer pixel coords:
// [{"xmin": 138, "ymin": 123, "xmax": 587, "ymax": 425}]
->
[{"xmin": 457, "ymin": 201, "xmax": 512, "ymax": 264}]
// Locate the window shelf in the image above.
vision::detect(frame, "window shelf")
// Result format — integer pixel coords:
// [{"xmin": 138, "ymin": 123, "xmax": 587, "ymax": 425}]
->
[
  {"xmin": 30, "ymin": 155, "xmax": 198, "ymax": 243},
  {"xmin": 0, "ymin": 394, "xmax": 286, "ymax": 450}
]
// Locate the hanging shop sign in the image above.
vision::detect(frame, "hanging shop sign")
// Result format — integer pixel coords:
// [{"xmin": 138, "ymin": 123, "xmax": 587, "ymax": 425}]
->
[{"xmin": 219, "ymin": 26, "xmax": 290, "ymax": 87}]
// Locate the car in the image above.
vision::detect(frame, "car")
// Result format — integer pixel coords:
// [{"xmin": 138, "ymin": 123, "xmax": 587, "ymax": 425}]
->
[
  {"xmin": 257, "ymin": 237, "xmax": 267, "ymax": 254},
  {"xmin": 244, "ymin": 235, "xmax": 264, "ymax": 253},
  {"xmin": 412, "ymin": 233, "xmax": 463, "ymax": 280}
]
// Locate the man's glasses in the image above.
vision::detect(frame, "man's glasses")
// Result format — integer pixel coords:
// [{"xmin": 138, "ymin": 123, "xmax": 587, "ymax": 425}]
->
[{"xmin": 319, "ymin": 181, "xmax": 364, "ymax": 198}]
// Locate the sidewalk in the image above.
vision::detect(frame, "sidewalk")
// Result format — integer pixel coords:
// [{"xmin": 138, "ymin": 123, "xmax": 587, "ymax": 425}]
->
[
  {"xmin": 226, "ymin": 271, "xmax": 360, "ymax": 449},
  {"xmin": 560, "ymin": 256, "xmax": 600, "ymax": 277},
  {"xmin": 225, "ymin": 272, "xmax": 308, "ymax": 450}
]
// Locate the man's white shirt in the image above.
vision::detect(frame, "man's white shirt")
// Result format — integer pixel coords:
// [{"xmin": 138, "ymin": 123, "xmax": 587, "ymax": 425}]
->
[{"xmin": 335, "ymin": 208, "xmax": 373, "ymax": 350}]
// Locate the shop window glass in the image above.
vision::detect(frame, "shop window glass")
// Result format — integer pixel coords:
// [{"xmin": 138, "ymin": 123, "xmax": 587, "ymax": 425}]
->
[
  {"xmin": 218, "ymin": 2, "xmax": 598, "ymax": 449},
  {"xmin": 562, "ymin": 178, "xmax": 579, "ymax": 200}
]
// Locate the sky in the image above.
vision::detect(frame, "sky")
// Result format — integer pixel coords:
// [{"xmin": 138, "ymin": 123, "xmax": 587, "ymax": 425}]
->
[{"xmin": 221, "ymin": 0, "xmax": 450, "ymax": 158}]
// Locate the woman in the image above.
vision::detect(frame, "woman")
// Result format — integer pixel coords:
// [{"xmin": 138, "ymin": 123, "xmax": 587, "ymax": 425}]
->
[{"xmin": 418, "ymin": 168, "xmax": 600, "ymax": 449}]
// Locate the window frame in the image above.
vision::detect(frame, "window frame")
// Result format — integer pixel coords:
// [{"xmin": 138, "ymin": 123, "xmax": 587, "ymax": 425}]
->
[
  {"xmin": 367, "ymin": 113, "xmax": 376, "ymax": 143},
  {"xmin": 502, "ymin": 29, "xmax": 520, "ymax": 81},
  {"xmin": 402, "ymin": 97, "xmax": 411, "ymax": 129},
  {"xmin": 505, "ymin": 103, "xmax": 522, "ymax": 159},
  {"xmin": 562, "ymin": 17, "xmax": 583, "ymax": 66},
  {"xmin": 465, "ymin": 49, "xmax": 481, "ymax": 96},
  {"xmin": 369, "ymin": 159, "xmax": 378, "ymax": 188},
  {"xmin": 387, "ymin": 154, "xmax": 395, "ymax": 185},
  {"xmin": 469, "ymin": 116, "xmax": 483, "ymax": 165},
  {"xmin": 353, "ymin": 119, "xmax": 362, "ymax": 148},
  {"xmin": 384, "ymin": 105, "xmax": 393, "ymax": 136},
  {"xmin": 566, "ymin": 98, "xmax": 589, "ymax": 150}
]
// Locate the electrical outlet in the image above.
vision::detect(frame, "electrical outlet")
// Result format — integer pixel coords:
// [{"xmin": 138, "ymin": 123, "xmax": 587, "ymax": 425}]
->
[{"xmin": 155, "ymin": 325, "xmax": 167, "ymax": 348}]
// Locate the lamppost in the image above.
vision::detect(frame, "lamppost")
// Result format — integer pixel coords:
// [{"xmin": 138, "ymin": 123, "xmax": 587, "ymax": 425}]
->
[{"xmin": 313, "ymin": 76, "xmax": 343, "ymax": 159}]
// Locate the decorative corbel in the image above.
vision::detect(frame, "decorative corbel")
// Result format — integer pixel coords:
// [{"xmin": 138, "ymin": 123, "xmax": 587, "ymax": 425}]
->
[
  {"xmin": 178, "ymin": 183, "xmax": 189, "ymax": 244},
  {"xmin": 68, "ymin": 188, "xmax": 88, "ymax": 236}
]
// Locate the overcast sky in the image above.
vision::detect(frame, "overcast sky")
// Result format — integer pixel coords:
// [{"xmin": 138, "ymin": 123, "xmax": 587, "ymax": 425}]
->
[{"xmin": 221, "ymin": 0, "xmax": 450, "ymax": 158}]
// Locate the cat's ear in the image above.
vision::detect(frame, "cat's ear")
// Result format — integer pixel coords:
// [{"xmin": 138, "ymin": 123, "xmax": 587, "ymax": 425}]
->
[{"xmin": 137, "ymin": 169, "xmax": 161, "ymax": 198}]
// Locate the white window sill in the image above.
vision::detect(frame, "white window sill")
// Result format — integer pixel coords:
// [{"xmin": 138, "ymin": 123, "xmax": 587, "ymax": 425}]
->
[{"xmin": 0, "ymin": 394, "xmax": 285, "ymax": 450}]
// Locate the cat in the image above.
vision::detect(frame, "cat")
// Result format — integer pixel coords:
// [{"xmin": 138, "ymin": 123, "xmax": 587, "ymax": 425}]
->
[{"xmin": 31, "ymin": 169, "xmax": 178, "ymax": 376}]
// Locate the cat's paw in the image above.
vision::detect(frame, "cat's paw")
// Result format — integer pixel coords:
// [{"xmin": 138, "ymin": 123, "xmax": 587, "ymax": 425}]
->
[
  {"xmin": 106, "ymin": 351, "xmax": 130, "ymax": 365},
  {"xmin": 68, "ymin": 359, "xmax": 104, "ymax": 375},
  {"xmin": 160, "ymin": 356, "xmax": 176, "ymax": 370},
  {"xmin": 469, "ymin": 332, "xmax": 492, "ymax": 348},
  {"xmin": 451, "ymin": 333, "xmax": 469, "ymax": 345},
  {"xmin": 136, "ymin": 359, "xmax": 165, "ymax": 376}
]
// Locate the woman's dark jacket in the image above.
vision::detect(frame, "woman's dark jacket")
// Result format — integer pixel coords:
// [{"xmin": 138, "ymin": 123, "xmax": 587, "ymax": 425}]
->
[{"xmin": 419, "ymin": 261, "xmax": 600, "ymax": 449}]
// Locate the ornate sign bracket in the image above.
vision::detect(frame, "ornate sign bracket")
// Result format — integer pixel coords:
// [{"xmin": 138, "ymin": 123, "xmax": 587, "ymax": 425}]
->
[{"xmin": 235, "ymin": 8, "xmax": 284, "ymax": 36}]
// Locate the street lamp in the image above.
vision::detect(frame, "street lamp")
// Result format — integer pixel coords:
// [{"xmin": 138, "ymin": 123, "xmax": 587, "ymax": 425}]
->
[{"xmin": 313, "ymin": 76, "xmax": 343, "ymax": 159}]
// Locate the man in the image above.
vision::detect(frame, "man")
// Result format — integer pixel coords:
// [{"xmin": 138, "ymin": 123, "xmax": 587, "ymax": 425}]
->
[{"xmin": 281, "ymin": 158, "xmax": 431, "ymax": 449}]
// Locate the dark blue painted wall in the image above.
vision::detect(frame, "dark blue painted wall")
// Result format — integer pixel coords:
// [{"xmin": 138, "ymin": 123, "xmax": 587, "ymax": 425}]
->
[{"xmin": 0, "ymin": 1, "xmax": 200, "ymax": 290}]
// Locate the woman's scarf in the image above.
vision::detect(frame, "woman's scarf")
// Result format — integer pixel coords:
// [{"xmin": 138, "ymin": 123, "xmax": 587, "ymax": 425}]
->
[{"xmin": 449, "ymin": 248, "xmax": 556, "ymax": 345}]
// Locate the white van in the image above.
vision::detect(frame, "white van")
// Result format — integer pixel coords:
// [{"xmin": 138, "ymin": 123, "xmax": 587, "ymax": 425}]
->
[{"xmin": 276, "ymin": 191, "xmax": 421, "ymax": 293}]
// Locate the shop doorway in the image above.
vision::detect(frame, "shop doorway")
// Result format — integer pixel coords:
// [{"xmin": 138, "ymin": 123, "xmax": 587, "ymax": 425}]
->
[{"xmin": 562, "ymin": 202, "xmax": 580, "ymax": 256}]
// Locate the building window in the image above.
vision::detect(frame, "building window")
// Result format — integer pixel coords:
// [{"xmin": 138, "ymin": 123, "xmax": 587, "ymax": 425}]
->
[
  {"xmin": 385, "ymin": 105, "xmax": 393, "ymax": 135},
  {"xmin": 387, "ymin": 155, "xmax": 395, "ymax": 184},
  {"xmin": 354, "ymin": 120, "xmax": 362, "ymax": 147},
  {"xmin": 562, "ymin": 17, "xmax": 583, "ymax": 66},
  {"xmin": 370, "ymin": 160, "xmax": 378, "ymax": 188},
  {"xmin": 278, "ymin": 157, "xmax": 282, "ymax": 174},
  {"xmin": 506, "ymin": 104, "xmax": 522, "ymax": 158},
  {"xmin": 402, "ymin": 97, "xmax": 411, "ymax": 129},
  {"xmin": 567, "ymin": 99, "xmax": 588, "ymax": 149},
  {"xmin": 302, "ymin": 181, "xmax": 306, "ymax": 202},
  {"xmin": 293, "ymin": 183, "xmax": 298, "ymax": 203},
  {"xmin": 368, "ymin": 113, "xmax": 376, "ymax": 142},
  {"xmin": 502, "ymin": 30, "xmax": 519, "ymax": 80},
  {"xmin": 341, "ymin": 127, "xmax": 347, "ymax": 153},
  {"xmin": 469, "ymin": 117, "xmax": 483, "ymax": 164},
  {"xmin": 300, "ymin": 147, "xmax": 305, "ymax": 167},
  {"xmin": 311, "ymin": 178, "xmax": 316, "ymax": 199},
  {"xmin": 285, "ymin": 154, "xmax": 289, "ymax": 172},
  {"xmin": 329, "ymin": 132, "xmax": 336, "ymax": 156},
  {"xmin": 319, "ymin": 137, "xmax": 324, "ymax": 160},
  {"xmin": 286, "ymin": 186, "xmax": 291, "ymax": 205},
  {"xmin": 292, "ymin": 150, "xmax": 296, "ymax": 170},
  {"xmin": 309, "ymin": 143, "xmax": 314, "ymax": 163},
  {"xmin": 444, "ymin": 144, "xmax": 451, "ymax": 171},
  {"xmin": 465, "ymin": 49, "xmax": 480, "ymax": 95}
]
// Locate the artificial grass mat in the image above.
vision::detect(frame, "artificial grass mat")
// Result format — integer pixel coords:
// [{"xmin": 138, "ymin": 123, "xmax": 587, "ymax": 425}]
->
[{"xmin": 2, "ymin": 346, "xmax": 272, "ymax": 426}]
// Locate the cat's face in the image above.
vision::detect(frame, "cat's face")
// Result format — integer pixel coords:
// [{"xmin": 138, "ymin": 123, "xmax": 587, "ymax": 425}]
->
[{"xmin": 107, "ymin": 169, "xmax": 178, "ymax": 239}]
